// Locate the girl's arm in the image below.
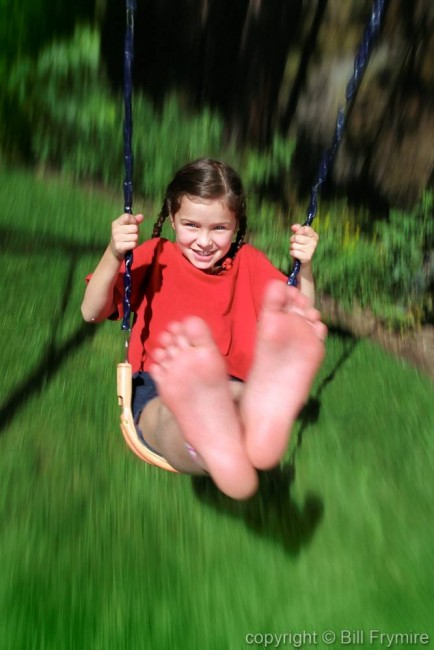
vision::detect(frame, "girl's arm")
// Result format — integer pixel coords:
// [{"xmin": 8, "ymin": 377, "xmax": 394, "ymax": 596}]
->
[
  {"xmin": 289, "ymin": 224, "xmax": 319, "ymax": 306},
  {"xmin": 81, "ymin": 213, "xmax": 144, "ymax": 322}
]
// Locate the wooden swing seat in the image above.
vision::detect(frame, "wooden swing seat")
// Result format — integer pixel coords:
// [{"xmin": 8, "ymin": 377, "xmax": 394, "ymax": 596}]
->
[{"xmin": 117, "ymin": 362, "xmax": 178, "ymax": 472}]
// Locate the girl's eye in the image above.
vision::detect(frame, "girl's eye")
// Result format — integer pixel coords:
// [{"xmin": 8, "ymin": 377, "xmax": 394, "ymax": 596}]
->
[{"xmin": 182, "ymin": 222, "xmax": 227, "ymax": 230}]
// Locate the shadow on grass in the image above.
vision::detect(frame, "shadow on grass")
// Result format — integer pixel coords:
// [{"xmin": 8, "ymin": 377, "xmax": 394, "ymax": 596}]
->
[
  {"xmin": 192, "ymin": 326, "xmax": 359, "ymax": 554},
  {"xmin": 0, "ymin": 234, "xmax": 99, "ymax": 435},
  {"xmin": 0, "ymin": 226, "xmax": 105, "ymax": 257},
  {"xmin": 294, "ymin": 325, "xmax": 359, "ymax": 453},
  {"xmin": 0, "ymin": 323, "xmax": 97, "ymax": 435},
  {"xmin": 192, "ymin": 468, "xmax": 324, "ymax": 555}
]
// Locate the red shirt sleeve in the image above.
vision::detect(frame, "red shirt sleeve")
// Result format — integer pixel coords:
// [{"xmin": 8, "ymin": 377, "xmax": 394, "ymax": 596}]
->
[{"xmin": 85, "ymin": 238, "xmax": 163, "ymax": 321}]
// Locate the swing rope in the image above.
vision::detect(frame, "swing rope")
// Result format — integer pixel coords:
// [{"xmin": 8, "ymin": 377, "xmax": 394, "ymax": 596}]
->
[
  {"xmin": 121, "ymin": 0, "xmax": 136, "ymax": 341},
  {"xmin": 288, "ymin": 0, "xmax": 387, "ymax": 286},
  {"xmin": 117, "ymin": 0, "xmax": 178, "ymax": 471}
]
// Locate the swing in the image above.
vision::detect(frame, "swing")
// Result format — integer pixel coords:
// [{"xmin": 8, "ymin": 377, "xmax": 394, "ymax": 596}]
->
[
  {"xmin": 116, "ymin": 0, "xmax": 178, "ymax": 472},
  {"xmin": 116, "ymin": 0, "xmax": 387, "ymax": 471}
]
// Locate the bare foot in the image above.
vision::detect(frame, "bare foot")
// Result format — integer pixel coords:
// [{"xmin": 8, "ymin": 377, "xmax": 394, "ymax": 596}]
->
[
  {"xmin": 150, "ymin": 317, "xmax": 258, "ymax": 500},
  {"xmin": 242, "ymin": 280, "xmax": 326, "ymax": 470}
]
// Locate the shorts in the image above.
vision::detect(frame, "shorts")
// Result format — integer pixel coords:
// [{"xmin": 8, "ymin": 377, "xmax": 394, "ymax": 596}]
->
[
  {"xmin": 132, "ymin": 371, "xmax": 159, "ymax": 422},
  {"xmin": 132, "ymin": 371, "xmax": 161, "ymax": 455},
  {"xmin": 131, "ymin": 370, "xmax": 244, "ymax": 456}
]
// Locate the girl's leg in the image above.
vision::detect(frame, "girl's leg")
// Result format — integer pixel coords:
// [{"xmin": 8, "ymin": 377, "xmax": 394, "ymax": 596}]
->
[
  {"xmin": 137, "ymin": 398, "xmax": 205, "ymax": 474},
  {"xmin": 146, "ymin": 317, "xmax": 258, "ymax": 500},
  {"xmin": 241, "ymin": 280, "xmax": 326, "ymax": 470}
]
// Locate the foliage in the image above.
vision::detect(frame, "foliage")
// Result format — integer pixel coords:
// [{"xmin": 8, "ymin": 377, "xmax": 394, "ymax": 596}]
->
[
  {"xmin": 0, "ymin": 0, "xmax": 93, "ymax": 65},
  {"xmin": 374, "ymin": 192, "xmax": 434, "ymax": 322},
  {"xmin": 241, "ymin": 134, "xmax": 295, "ymax": 196},
  {"xmin": 0, "ymin": 0, "xmax": 94, "ymax": 159},
  {"xmin": 7, "ymin": 25, "xmax": 295, "ymax": 204},
  {"xmin": 243, "ymin": 191, "xmax": 433, "ymax": 330},
  {"xmin": 8, "ymin": 26, "xmax": 122, "ymax": 183},
  {"xmin": 313, "ymin": 192, "xmax": 434, "ymax": 329},
  {"xmin": 4, "ymin": 24, "xmax": 433, "ymax": 331},
  {"xmin": 134, "ymin": 93, "xmax": 224, "ymax": 200}
]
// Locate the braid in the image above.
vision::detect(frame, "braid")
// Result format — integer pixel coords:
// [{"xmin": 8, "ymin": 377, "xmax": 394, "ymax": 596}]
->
[
  {"xmin": 224, "ymin": 203, "xmax": 247, "ymax": 267},
  {"xmin": 234, "ymin": 212, "xmax": 247, "ymax": 254},
  {"xmin": 152, "ymin": 199, "xmax": 170, "ymax": 238},
  {"xmin": 216, "ymin": 209, "xmax": 248, "ymax": 273}
]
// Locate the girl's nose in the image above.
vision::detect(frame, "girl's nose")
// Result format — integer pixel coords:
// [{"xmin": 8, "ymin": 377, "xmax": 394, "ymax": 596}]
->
[{"xmin": 197, "ymin": 230, "xmax": 212, "ymax": 248}]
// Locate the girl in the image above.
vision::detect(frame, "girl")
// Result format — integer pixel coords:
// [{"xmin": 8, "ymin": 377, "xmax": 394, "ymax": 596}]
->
[{"xmin": 82, "ymin": 158, "xmax": 326, "ymax": 500}]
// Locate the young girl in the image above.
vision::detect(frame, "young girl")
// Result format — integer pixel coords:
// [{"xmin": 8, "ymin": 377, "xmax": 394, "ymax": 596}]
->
[{"xmin": 82, "ymin": 158, "xmax": 326, "ymax": 500}]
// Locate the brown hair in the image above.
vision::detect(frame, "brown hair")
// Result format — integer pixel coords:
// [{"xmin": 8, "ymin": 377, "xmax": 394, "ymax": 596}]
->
[{"xmin": 152, "ymin": 158, "xmax": 247, "ymax": 264}]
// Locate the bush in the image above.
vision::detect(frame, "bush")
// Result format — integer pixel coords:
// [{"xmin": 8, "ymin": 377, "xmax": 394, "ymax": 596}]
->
[
  {"xmin": 8, "ymin": 26, "xmax": 123, "ymax": 184},
  {"xmin": 313, "ymin": 192, "xmax": 434, "ymax": 329},
  {"xmin": 374, "ymin": 191, "xmax": 433, "ymax": 324},
  {"xmin": 134, "ymin": 93, "xmax": 225, "ymax": 201},
  {"xmin": 8, "ymin": 25, "xmax": 296, "ymax": 205}
]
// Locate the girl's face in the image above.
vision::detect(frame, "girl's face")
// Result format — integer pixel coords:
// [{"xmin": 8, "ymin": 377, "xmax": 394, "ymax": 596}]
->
[{"xmin": 170, "ymin": 195, "xmax": 237, "ymax": 272}]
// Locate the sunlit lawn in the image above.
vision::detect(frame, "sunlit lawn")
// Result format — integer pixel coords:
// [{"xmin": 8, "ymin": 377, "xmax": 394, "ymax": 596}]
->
[{"xmin": 1, "ymin": 169, "xmax": 433, "ymax": 649}]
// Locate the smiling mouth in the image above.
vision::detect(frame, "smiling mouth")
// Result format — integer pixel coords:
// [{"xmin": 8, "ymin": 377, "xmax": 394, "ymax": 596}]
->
[{"xmin": 192, "ymin": 250, "xmax": 216, "ymax": 257}]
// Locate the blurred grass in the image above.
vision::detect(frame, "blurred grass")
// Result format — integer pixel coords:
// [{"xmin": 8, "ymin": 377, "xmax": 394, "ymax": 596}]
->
[{"xmin": 0, "ymin": 168, "xmax": 433, "ymax": 649}]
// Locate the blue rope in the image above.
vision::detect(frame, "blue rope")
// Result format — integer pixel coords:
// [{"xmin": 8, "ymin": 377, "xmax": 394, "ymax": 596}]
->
[
  {"xmin": 121, "ymin": 0, "xmax": 137, "ymax": 333},
  {"xmin": 288, "ymin": 0, "xmax": 387, "ymax": 286}
]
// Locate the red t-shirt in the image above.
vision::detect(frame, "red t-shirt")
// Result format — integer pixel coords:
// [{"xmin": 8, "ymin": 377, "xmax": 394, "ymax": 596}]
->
[{"xmin": 111, "ymin": 238, "xmax": 285, "ymax": 380}]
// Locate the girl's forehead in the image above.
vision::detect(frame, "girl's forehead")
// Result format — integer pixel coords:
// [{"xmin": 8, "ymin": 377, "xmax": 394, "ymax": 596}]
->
[{"xmin": 177, "ymin": 195, "xmax": 236, "ymax": 221}]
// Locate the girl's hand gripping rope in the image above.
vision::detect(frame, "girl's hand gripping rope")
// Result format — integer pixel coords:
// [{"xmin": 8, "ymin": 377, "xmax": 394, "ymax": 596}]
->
[
  {"xmin": 110, "ymin": 213, "xmax": 144, "ymax": 261},
  {"xmin": 289, "ymin": 224, "xmax": 319, "ymax": 265}
]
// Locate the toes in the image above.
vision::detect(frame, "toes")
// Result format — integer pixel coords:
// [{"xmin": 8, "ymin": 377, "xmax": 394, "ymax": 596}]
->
[
  {"xmin": 294, "ymin": 305, "xmax": 321, "ymax": 323},
  {"xmin": 159, "ymin": 330, "xmax": 175, "ymax": 347},
  {"xmin": 149, "ymin": 362, "xmax": 164, "ymax": 383},
  {"xmin": 152, "ymin": 317, "xmax": 216, "ymax": 373},
  {"xmin": 152, "ymin": 347, "xmax": 167, "ymax": 364},
  {"xmin": 166, "ymin": 321, "xmax": 183, "ymax": 336},
  {"xmin": 158, "ymin": 321, "xmax": 191, "ymax": 357},
  {"xmin": 262, "ymin": 280, "xmax": 313, "ymax": 316},
  {"xmin": 262, "ymin": 280, "xmax": 288, "ymax": 313},
  {"xmin": 182, "ymin": 316, "xmax": 215, "ymax": 348},
  {"xmin": 286, "ymin": 285, "xmax": 309, "ymax": 311},
  {"xmin": 166, "ymin": 331, "xmax": 190, "ymax": 354},
  {"xmin": 314, "ymin": 321, "xmax": 328, "ymax": 341},
  {"xmin": 307, "ymin": 307, "xmax": 322, "ymax": 322}
]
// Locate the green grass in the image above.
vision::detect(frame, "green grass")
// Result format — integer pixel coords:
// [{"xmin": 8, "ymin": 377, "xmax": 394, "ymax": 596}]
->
[{"xmin": 1, "ymin": 169, "xmax": 433, "ymax": 649}]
